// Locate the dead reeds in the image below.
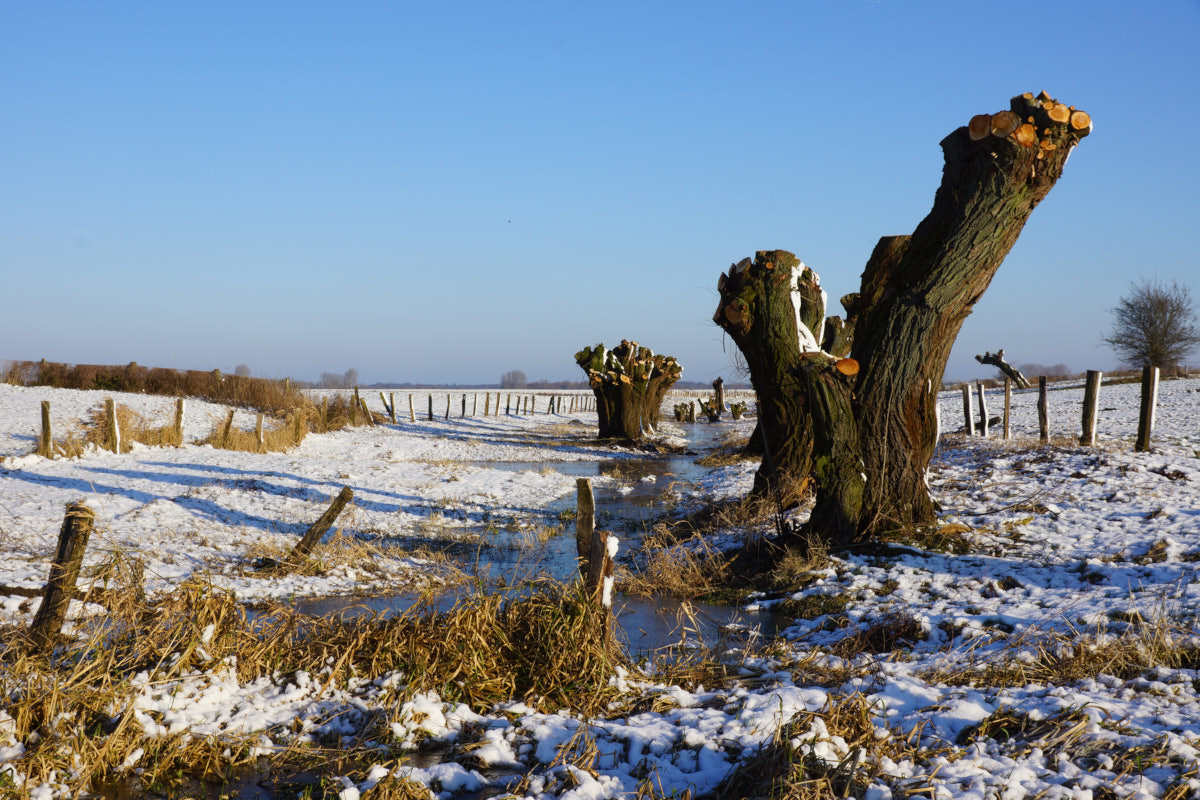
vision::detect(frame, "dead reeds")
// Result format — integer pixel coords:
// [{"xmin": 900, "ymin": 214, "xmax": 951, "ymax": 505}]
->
[{"xmin": 0, "ymin": 574, "xmax": 622, "ymax": 797}]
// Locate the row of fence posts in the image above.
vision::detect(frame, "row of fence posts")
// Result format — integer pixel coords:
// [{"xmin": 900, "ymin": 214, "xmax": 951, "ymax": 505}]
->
[
  {"xmin": 35, "ymin": 390, "xmax": 600, "ymax": 460},
  {"xmin": 960, "ymin": 366, "xmax": 1160, "ymax": 451},
  {"xmin": 402, "ymin": 391, "xmax": 594, "ymax": 422}
]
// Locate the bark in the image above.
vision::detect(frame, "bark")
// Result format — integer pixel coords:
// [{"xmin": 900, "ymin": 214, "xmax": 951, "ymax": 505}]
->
[
  {"xmin": 575, "ymin": 341, "xmax": 681, "ymax": 441},
  {"xmin": 713, "ymin": 251, "xmax": 818, "ymax": 503},
  {"xmin": 840, "ymin": 91, "xmax": 1091, "ymax": 536},
  {"xmin": 975, "ymin": 349, "xmax": 1031, "ymax": 389},
  {"xmin": 717, "ymin": 92, "xmax": 1091, "ymax": 542}
]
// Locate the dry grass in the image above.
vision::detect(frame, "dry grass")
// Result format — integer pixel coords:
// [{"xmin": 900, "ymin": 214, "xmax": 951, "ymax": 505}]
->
[
  {"xmin": 716, "ymin": 694, "xmax": 922, "ymax": 800},
  {"xmin": 50, "ymin": 403, "xmax": 185, "ymax": 456},
  {"xmin": 930, "ymin": 615, "xmax": 1200, "ymax": 688},
  {"xmin": 619, "ymin": 535, "xmax": 731, "ymax": 600},
  {"xmin": 198, "ymin": 406, "xmax": 314, "ymax": 453},
  {"xmin": 0, "ymin": 575, "xmax": 623, "ymax": 797},
  {"xmin": 830, "ymin": 613, "xmax": 927, "ymax": 658}
]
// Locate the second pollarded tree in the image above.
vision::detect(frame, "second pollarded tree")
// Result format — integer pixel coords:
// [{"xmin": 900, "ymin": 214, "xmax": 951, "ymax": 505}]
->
[{"xmin": 575, "ymin": 340, "xmax": 682, "ymax": 441}]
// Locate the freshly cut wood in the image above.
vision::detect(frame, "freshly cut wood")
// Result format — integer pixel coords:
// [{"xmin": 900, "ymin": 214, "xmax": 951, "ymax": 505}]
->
[
  {"xmin": 1014, "ymin": 123, "xmax": 1038, "ymax": 148},
  {"xmin": 968, "ymin": 114, "xmax": 992, "ymax": 141},
  {"xmin": 1070, "ymin": 110, "xmax": 1092, "ymax": 132},
  {"xmin": 835, "ymin": 358, "xmax": 859, "ymax": 376},
  {"xmin": 990, "ymin": 110, "xmax": 1020, "ymax": 137},
  {"xmin": 1046, "ymin": 103, "xmax": 1071, "ymax": 124}
]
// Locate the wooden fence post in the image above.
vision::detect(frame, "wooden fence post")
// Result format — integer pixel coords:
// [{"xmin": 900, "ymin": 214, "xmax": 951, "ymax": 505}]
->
[
  {"xmin": 1038, "ymin": 377, "xmax": 1049, "ymax": 442},
  {"xmin": 105, "ymin": 398, "xmax": 121, "ymax": 453},
  {"xmin": 495, "ymin": 392, "xmax": 500, "ymax": 416},
  {"xmin": 961, "ymin": 384, "xmax": 974, "ymax": 436},
  {"xmin": 428, "ymin": 394, "xmax": 434, "ymax": 421},
  {"xmin": 461, "ymin": 394, "xmax": 467, "ymax": 418},
  {"xmin": 322, "ymin": 396, "xmax": 329, "ymax": 433},
  {"xmin": 255, "ymin": 413, "xmax": 265, "ymax": 451},
  {"xmin": 29, "ymin": 502, "xmax": 95, "ymax": 651},
  {"xmin": 292, "ymin": 410, "xmax": 304, "ymax": 444},
  {"xmin": 39, "ymin": 401, "xmax": 52, "ymax": 458},
  {"xmin": 174, "ymin": 398, "xmax": 186, "ymax": 446},
  {"xmin": 382, "ymin": 392, "xmax": 396, "ymax": 424},
  {"xmin": 506, "ymin": 394, "xmax": 511, "ymax": 415},
  {"xmin": 360, "ymin": 396, "xmax": 375, "ymax": 426},
  {"xmin": 472, "ymin": 394, "xmax": 477, "ymax": 416},
  {"xmin": 278, "ymin": 487, "xmax": 354, "ymax": 572},
  {"xmin": 1080, "ymin": 370, "xmax": 1102, "ymax": 446},
  {"xmin": 349, "ymin": 398, "xmax": 358, "ymax": 426},
  {"xmin": 484, "ymin": 393, "xmax": 491, "ymax": 416},
  {"xmin": 409, "ymin": 394, "xmax": 415, "ymax": 423},
  {"xmin": 575, "ymin": 478, "xmax": 595, "ymax": 576},
  {"xmin": 220, "ymin": 409, "xmax": 235, "ymax": 447},
  {"xmin": 444, "ymin": 395, "xmax": 450, "ymax": 420},
  {"xmin": 1003, "ymin": 379, "xmax": 1011, "ymax": 441},
  {"xmin": 977, "ymin": 382, "xmax": 989, "ymax": 438},
  {"xmin": 1135, "ymin": 365, "xmax": 1159, "ymax": 452}
]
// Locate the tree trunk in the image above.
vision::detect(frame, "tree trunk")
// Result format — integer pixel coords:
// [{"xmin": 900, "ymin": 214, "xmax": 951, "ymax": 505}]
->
[
  {"xmin": 830, "ymin": 91, "xmax": 1091, "ymax": 537},
  {"xmin": 718, "ymin": 92, "xmax": 1091, "ymax": 541},
  {"xmin": 576, "ymin": 341, "xmax": 681, "ymax": 441},
  {"xmin": 713, "ymin": 250, "xmax": 821, "ymax": 504}
]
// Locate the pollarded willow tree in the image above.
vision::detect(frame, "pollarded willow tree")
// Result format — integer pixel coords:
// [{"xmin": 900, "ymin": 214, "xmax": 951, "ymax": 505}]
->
[
  {"xmin": 575, "ymin": 340, "xmax": 682, "ymax": 441},
  {"xmin": 716, "ymin": 92, "xmax": 1092, "ymax": 545}
]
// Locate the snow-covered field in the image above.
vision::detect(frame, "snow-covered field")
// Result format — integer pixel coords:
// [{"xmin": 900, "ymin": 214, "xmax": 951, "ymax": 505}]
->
[{"xmin": 1, "ymin": 377, "xmax": 1200, "ymax": 798}]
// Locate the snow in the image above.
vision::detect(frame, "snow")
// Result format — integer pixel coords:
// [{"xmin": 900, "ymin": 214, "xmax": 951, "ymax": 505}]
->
[{"xmin": 2, "ymin": 377, "xmax": 1200, "ymax": 798}]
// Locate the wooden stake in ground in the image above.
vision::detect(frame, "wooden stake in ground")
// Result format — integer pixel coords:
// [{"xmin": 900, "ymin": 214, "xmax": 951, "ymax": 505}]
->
[
  {"xmin": 506, "ymin": 395, "xmax": 511, "ymax": 415},
  {"xmin": 174, "ymin": 398, "xmax": 186, "ymax": 446},
  {"xmin": 105, "ymin": 397, "xmax": 121, "ymax": 453},
  {"xmin": 322, "ymin": 396, "xmax": 329, "ymax": 432},
  {"xmin": 409, "ymin": 394, "xmax": 415, "ymax": 422},
  {"xmin": 472, "ymin": 394, "xmax": 477, "ymax": 416},
  {"xmin": 1038, "ymin": 377, "xmax": 1049, "ymax": 442},
  {"xmin": 484, "ymin": 393, "xmax": 491, "ymax": 416},
  {"xmin": 1136, "ymin": 365, "xmax": 1159, "ymax": 452},
  {"xmin": 444, "ymin": 395, "xmax": 450, "ymax": 420},
  {"xmin": 1080, "ymin": 370, "xmax": 1102, "ymax": 446},
  {"xmin": 461, "ymin": 394, "xmax": 467, "ymax": 418},
  {"xmin": 585, "ymin": 529, "xmax": 617, "ymax": 610},
  {"xmin": 575, "ymin": 478, "xmax": 595, "ymax": 576},
  {"xmin": 1003, "ymin": 379, "xmax": 1012, "ymax": 440},
  {"xmin": 221, "ymin": 409, "xmax": 235, "ymax": 447},
  {"xmin": 961, "ymin": 384, "xmax": 974, "ymax": 435},
  {"xmin": 383, "ymin": 392, "xmax": 396, "ymax": 424},
  {"xmin": 278, "ymin": 487, "xmax": 354, "ymax": 573},
  {"xmin": 255, "ymin": 413, "xmax": 265, "ymax": 452},
  {"xmin": 359, "ymin": 396, "xmax": 375, "ymax": 426},
  {"xmin": 39, "ymin": 400, "xmax": 52, "ymax": 458},
  {"xmin": 977, "ymin": 382, "xmax": 989, "ymax": 437},
  {"xmin": 29, "ymin": 502, "xmax": 95, "ymax": 651},
  {"xmin": 428, "ymin": 394, "xmax": 434, "ymax": 421}
]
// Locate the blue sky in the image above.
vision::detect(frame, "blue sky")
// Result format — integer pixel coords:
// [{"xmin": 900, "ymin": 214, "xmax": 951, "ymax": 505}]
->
[{"xmin": 3, "ymin": 2, "xmax": 1197, "ymax": 385}]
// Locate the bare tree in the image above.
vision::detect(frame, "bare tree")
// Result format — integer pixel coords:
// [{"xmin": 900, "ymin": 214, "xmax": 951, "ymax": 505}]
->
[
  {"xmin": 234, "ymin": 364, "xmax": 252, "ymax": 378},
  {"xmin": 500, "ymin": 370, "xmax": 528, "ymax": 389},
  {"xmin": 343, "ymin": 368, "xmax": 359, "ymax": 388},
  {"xmin": 1102, "ymin": 279, "xmax": 1200, "ymax": 372}
]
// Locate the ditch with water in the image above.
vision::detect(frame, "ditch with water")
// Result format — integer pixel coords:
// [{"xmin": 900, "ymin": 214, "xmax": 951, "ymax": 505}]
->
[{"xmin": 290, "ymin": 420, "xmax": 791, "ymax": 656}]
